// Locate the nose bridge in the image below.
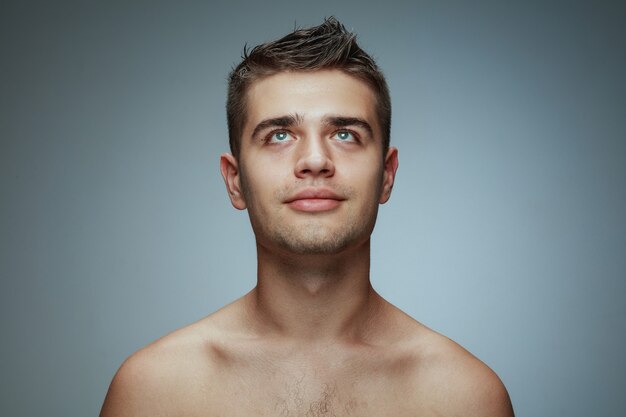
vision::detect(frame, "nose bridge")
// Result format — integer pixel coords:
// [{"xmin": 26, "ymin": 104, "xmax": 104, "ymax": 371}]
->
[
  {"xmin": 294, "ymin": 127, "xmax": 334, "ymax": 177},
  {"xmin": 302, "ymin": 126, "xmax": 328, "ymax": 155}
]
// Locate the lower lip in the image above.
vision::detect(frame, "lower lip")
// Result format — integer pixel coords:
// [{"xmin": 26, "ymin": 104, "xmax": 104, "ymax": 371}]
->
[{"xmin": 288, "ymin": 198, "xmax": 341, "ymax": 212}]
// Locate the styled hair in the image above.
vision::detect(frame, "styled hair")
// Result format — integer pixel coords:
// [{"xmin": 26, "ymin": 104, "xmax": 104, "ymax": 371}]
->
[{"xmin": 226, "ymin": 17, "xmax": 391, "ymax": 157}]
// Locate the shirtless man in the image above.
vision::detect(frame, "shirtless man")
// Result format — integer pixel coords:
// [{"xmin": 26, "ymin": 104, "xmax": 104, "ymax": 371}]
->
[{"xmin": 100, "ymin": 17, "xmax": 514, "ymax": 417}]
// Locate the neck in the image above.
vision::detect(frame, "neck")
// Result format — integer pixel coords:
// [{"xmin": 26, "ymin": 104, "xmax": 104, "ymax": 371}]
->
[{"xmin": 245, "ymin": 239, "xmax": 382, "ymax": 343}]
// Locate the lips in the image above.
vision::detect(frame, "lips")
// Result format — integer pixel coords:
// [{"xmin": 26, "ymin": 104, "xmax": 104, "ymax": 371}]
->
[{"xmin": 285, "ymin": 188, "xmax": 345, "ymax": 212}]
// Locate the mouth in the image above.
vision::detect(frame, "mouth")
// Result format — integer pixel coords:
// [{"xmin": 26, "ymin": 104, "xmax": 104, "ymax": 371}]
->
[{"xmin": 284, "ymin": 188, "xmax": 345, "ymax": 212}]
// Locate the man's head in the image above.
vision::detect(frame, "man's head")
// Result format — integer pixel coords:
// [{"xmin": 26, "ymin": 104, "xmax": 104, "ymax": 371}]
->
[
  {"xmin": 226, "ymin": 17, "xmax": 391, "ymax": 158},
  {"xmin": 221, "ymin": 18, "xmax": 398, "ymax": 257}
]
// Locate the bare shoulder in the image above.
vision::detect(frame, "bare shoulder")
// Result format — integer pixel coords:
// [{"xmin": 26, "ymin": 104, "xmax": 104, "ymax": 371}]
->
[
  {"xmin": 99, "ymin": 301, "xmax": 242, "ymax": 417},
  {"xmin": 401, "ymin": 320, "xmax": 514, "ymax": 417}
]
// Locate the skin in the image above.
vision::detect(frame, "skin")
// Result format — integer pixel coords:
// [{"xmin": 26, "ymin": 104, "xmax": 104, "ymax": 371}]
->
[{"xmin": 100, "ymin": 70, "xmax": 514, "ymax": 417}]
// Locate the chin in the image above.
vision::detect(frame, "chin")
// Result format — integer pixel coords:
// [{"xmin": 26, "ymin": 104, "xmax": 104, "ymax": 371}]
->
[
  {"xmin": 280, "ymin": 239, "xmax": 351, "ymax": 255},
  {"xmin": 273, "ymin": 223, "xmax": 369, "ymax": 255}
]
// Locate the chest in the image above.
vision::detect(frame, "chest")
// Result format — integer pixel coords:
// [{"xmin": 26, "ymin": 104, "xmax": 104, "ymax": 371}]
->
[{"xmin": 198, "ymin": 365, "xmax": 416, "ymax": 417}]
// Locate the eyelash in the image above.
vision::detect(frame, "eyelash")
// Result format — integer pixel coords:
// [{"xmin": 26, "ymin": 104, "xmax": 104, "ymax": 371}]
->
[
  {"xmin": 264, "ymin": 130, "xmax": 294, "ymax": 143},
  {"xmin": 263, "ymin": 129, "xmax": 360, "ymax": 144},
  {"xmin": 333, "ymin": 130, "xmax": 358, "ymax": 142}
]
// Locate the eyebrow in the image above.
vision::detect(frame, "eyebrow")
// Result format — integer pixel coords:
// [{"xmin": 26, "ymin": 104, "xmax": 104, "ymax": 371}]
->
[
  {"xmin": 323, "ymin": 116, "xmax": 374, "ymax": 137},
  {"xmin": 250, "ymin": 114, "xmax": 374, "ymax": 140},
  {"xmin": 251, "ymin": 114, "xmax": 303, "ymax": 140}
]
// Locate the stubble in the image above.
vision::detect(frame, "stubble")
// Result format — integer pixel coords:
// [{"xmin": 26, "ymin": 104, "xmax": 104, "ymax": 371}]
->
[{"xmin": 240, "ymin": 176, "xmax": 380, "ymax": 255}]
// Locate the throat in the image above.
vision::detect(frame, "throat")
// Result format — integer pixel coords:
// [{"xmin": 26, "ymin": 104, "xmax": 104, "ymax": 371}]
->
[
  {"xmin": 248, "ymin": 271, "xmax": 379, "ymax": 342},
  {"xmin": 248, "ymin": 237, "xmax": 380, "ymax": 341}
]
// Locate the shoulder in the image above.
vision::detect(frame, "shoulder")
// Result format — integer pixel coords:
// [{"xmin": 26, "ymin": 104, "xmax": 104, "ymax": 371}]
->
[
  {"xmin": 403, "ymin": 325, "xmax": 514, "ymax": 417},
  {"xmin": 99, "ymin": 315, "xmax": 228, "ymax": 417}
]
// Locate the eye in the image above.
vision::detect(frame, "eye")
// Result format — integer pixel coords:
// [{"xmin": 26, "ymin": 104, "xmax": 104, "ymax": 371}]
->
[
  {"xmin": 333, "ymin": 130, "xmax": 356, "ymax": 142},
  {"xmin": 268, "ymin": 131, "xmax": 294, "ymax": 143}
]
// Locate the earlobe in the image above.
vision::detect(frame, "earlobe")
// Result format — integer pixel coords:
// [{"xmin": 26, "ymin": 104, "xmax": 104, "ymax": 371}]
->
[
  {"xmin": 379, "ymin": 147, "xmax": 399, "ymax": 204},
  {"xmin": 220, "ymin": 153, "xmax": 247, "ymax": 210}
]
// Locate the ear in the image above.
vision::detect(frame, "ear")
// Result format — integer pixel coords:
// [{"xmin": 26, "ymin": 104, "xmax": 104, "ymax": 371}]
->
[
  {"xmin": 379, "ymin": 147, "xmax": 399, "ymax": 204},
  {"xmin": 220, "ymin": 153, "xmax": 247, "ymax": 210}
]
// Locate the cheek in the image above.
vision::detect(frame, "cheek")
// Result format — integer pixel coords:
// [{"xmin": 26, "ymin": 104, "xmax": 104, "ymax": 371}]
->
[
  {"xmin": 239, "ymin": 165, "xmax": 281, "ymax": 215},
  {"xmin": 346, "ymin": 159, "xmax": 384, "ymax": 195}
]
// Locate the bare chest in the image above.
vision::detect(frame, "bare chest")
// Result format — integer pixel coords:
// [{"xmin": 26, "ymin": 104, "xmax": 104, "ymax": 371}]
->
[
  {"xmin": 206, "ymin": 374, "xmax": 402, "ymax": 416},
  {"xmin": 170, "ymin": 337, "xmax": 440, "ymax": 416},
  {"xmin": 183, "ymin": 363, "xmax": 423, "ymax": 417}
]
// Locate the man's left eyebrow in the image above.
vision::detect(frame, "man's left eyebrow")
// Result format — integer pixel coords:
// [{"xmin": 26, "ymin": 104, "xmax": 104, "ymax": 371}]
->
[{"xmin": 323, "ymin": 117, "xmax": 374, "ymax": 136}]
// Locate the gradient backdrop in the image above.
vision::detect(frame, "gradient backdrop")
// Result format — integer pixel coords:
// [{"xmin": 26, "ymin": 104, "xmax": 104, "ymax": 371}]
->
[{"xmin": 1, "ymin": 1, "xmax": 625, "ymax": 416}]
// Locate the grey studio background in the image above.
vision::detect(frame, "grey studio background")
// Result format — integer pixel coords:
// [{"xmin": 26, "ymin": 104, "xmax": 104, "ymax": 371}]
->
[{"xmin": 1, "ymin": 1, "xmax": 625, "ymax": 416}]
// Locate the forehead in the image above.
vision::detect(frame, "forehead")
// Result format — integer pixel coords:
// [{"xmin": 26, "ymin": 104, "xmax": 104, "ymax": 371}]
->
[{"xmin": 243, "ymin": 70, "xmax": 380, "ymax": 134}]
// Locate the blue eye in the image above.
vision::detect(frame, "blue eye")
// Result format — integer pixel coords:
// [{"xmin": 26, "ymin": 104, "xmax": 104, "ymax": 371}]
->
[
  {"xmin": 270, "ymin": 131, "xmax": 291, "ymax": 142},
  {"xmin": 335, "ymin": 131, "xmax": 355, "ymax": 141}
]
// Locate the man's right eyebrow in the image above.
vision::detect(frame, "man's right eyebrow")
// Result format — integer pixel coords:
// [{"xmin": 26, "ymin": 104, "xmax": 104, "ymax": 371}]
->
[{"xmin": 251, "ymin": 114, "xmax": 302, "ymax": 139}]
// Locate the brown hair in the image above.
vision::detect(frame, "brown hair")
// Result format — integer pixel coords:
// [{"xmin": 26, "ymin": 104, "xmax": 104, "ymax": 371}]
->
[{"xmin": 226, "ymin": 17, "xmax": 391, "ymax": 157}]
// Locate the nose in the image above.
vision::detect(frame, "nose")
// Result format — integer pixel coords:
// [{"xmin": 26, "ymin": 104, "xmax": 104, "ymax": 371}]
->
[{"xmin": 294, "ymin": 136, "xmax": 335, "ymax": 179}]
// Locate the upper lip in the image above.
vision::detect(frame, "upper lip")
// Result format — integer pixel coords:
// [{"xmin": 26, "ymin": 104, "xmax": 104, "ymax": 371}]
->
[{"xmin": 284, "ymin": 188, "xmax": 345, "ymax": 203}]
